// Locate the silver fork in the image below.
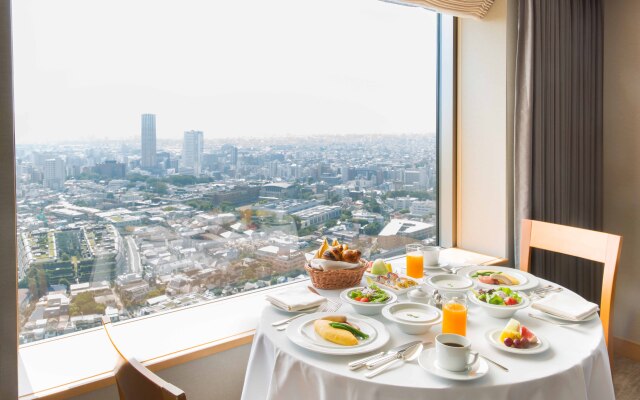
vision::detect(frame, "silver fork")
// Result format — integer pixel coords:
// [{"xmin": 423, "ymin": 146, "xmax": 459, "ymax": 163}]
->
[{"xmin": 275, "ymin": 301, "xmax": 342, "ymax": 331}]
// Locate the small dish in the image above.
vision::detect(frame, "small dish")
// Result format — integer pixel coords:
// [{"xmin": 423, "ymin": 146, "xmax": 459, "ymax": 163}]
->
[
  {"xmin": 382, "ymin": 302, "xmax": 442, "ymax": 335},
  {"xmin": 468, "ymin": 291, "xmax": 530, "ymax": 319},
  {"xmin": 340, "ymin": 287, "xmax": 397, "ymax": 316},
  {"xmin": 418, "ymin": 348, "xmax": 489, "ymax": 381},
  {"xmin": 485, "ymin": 329, "xmax": 549, "ymax": 355}
]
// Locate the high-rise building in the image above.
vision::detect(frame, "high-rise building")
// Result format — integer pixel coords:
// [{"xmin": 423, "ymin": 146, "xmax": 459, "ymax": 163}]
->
[
  {"xmin": 182, "ymin": 130, "xmax": 204, "ymax": 176},
  {"xmin": 43, "ymin": 158, "xmax": 65, "ymax": 190},
  {"xmin": 230, "ymin": 146, "xmax": 238, "ymax": 167},
  {"xmin": 141, "ymin": 114, "xmax": 156, "ymax": 169}
]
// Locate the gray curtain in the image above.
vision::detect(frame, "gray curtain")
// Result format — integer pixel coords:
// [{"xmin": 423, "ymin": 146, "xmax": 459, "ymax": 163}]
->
[{"xmin": 514, "ymin": 0, "xmax": 604, "ymax": 303}]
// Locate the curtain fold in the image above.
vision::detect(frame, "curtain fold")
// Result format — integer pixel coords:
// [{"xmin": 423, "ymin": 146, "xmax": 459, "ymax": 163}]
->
[
  {"xmin": 381, "ymin": 0, "xmax": 495, "ymax": 19},
  {"xmin": 514, "ymin": 0, "xmax": 604, "ymax": 303}
]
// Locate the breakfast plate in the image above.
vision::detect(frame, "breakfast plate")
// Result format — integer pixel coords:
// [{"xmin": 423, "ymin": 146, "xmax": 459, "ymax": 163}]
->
[
  {"xmin": 286, "ymin": 312, "xmax": 390, "ymax": 355},
  {"xmin": 485, "ymin": 329, "xmax": 549, "ymax": 354},
  {"xmin": 456, "ymin": 265, "xmax": 540, "ymax": 291},
  {"xmin": 418, "ymin": 348, "xmax": 489, "ymax": 381}
]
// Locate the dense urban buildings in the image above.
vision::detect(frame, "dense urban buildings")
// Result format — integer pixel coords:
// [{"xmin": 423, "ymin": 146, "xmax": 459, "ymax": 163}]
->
[{"xmin": 15, "ymin": 129, "xmax": 437, "ymax": 344}]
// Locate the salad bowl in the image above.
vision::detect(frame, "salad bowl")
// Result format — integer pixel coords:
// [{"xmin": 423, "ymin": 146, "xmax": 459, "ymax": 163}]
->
[
  {"xmin": 340, "ymin": 285, "xmax": 397, "ymax": 315},
  {"xmin": 468, "ymin": 287, "xmax": 530, "ymax": 319}
]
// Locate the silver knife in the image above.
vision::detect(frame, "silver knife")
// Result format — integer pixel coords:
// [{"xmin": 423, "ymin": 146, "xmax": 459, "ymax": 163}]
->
[
  {"xmin": 348, "ymin": 340, "xmax": 421, "ymax": 370},
  {"xmin": 366, "ymin": 341, "xmax": 432, "ymax": 369}
]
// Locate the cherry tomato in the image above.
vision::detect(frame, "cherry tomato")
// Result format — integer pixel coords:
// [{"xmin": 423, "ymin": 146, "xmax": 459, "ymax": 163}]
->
[
  {"xmin": 355, "ymin": 297, "xmax": 362, "ymax": 301},
  {"xmin": 360, "ymin": 297, "xmax": 370, "ymax": 302},
  {"xmin": 505, "ymin": 297, "xmax": 517, "ymax": 305}
]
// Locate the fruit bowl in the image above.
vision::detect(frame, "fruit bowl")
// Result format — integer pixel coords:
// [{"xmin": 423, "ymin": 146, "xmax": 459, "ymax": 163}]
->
[{"xmin": 468, "ymin": 291, "xmax": 530, "ymax": 319}]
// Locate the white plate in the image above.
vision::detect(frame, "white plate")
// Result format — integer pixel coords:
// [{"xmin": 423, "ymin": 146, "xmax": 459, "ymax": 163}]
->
[
  {"xmin": 424, "ymin": 262, "xmax": 449, "ymax": 270},
  {"xmin": 418, "ymin": 348, "xmax": 489, "ymax": 381},
  {"xmin": 286, "ymin": 312, "xmax": 390, "ymax": 356},
  {"xmin": 457, "ymin": 266, "xmax": 540, "ymax": 291},
  {"xmin": 530, "ymin": 309, "xmax": 599, "ymax": 323},
  {"xmin": 485, "ymin": 329, "xmax": 549, "ymax": 354}
]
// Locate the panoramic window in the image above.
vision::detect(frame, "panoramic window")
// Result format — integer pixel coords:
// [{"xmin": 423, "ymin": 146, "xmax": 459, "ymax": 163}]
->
[{"xmin": 12, "ymin": 0, "xmax": 438, "ymax": 343}]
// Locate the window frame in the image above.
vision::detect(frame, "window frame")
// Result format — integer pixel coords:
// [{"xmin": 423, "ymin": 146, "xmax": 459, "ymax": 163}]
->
[{"xmin": 0, "ymin": 5, "xmax": 457, "ymax": 399}]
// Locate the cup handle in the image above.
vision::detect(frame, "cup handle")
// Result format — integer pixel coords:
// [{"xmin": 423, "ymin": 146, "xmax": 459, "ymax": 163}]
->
[{"xmin": 467, "ymin": 351, "xmax": 479, "ymax": 367}]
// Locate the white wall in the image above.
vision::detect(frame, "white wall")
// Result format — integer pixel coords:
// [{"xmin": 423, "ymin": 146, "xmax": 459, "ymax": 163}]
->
[
  {"xmin": 67, "ymin": 344, "xmax": 251, "ymax": 400},
  {"xmin": 603, "ymin": 0, "xmax": 640, "ymax": 344},
  {"xmin": 457, "ymin": 0, "xmax": 515, "ymax": 259}
]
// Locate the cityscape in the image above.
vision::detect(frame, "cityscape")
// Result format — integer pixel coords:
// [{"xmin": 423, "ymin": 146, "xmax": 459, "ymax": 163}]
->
[{"xmin": 15, "ymin": 114, "xmax": 437, "ymax": 343}]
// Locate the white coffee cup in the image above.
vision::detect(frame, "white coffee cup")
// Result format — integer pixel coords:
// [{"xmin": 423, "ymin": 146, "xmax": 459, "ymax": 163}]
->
[
  {"xmin": 435, "ymin": 333, "xmax": 479, "ymax": 372},
  {"xmin": 423, "ymin": 246, "xmax": 440, "ymax": 266}
]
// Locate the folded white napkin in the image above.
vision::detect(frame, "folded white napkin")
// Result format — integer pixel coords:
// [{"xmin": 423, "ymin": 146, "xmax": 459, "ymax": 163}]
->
[
  {"xmin": 531, "ymin": 291, "xmax": 599, "ymax": 321},
  {"xmin": 265, "ymin": 287, "xmax": 326, "ymax": 312}
]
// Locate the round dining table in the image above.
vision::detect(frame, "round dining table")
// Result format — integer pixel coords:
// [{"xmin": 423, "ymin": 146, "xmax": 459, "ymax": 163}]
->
[{"xmin": 241, "ymin": 278, "xmax": 614, "ymax": 400}]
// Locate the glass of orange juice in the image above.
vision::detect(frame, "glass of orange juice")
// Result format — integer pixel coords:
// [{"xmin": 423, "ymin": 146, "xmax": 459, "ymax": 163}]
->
[
  {"xmin": 442, "ymin": 295, "xmax": 468, "ymax": 336},
  {"xmin": 405, "ymin": 243, "xmax": 424, "ymax": 279}
]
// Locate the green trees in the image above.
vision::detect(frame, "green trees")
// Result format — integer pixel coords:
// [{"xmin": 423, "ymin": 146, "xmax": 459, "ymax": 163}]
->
[
  {"xmin": 364, "ymin": 222, "xmax": 383, "ymax": 236},
  {"xmin": 69, "ymin": 292, "xmax": 106, "ymax": 316}
]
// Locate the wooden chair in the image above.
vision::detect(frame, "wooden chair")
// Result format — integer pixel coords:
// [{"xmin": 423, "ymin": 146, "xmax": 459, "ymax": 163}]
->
[
  {"xmin": 519, "ymin": 219, "xmax": 622, "ymax": 361},
  {"xmin": 102, "ymin": 317, "xmax": 187, "ymax": 400}
]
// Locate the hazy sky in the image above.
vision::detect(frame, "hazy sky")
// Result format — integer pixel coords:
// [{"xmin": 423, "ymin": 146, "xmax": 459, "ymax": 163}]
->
[{"xmin": 11, "ymin": 0, "xmax": 437, "ymax": 143}]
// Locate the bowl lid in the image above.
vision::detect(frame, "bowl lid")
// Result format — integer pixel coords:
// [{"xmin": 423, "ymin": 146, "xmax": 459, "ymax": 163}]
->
[
  {"xmin": 426, "ymin": 274, "xmax": 474, "ymax": 291},
  {"xmin": 388, "ymin": 303, "xmax": 440, "ymax": 323}
]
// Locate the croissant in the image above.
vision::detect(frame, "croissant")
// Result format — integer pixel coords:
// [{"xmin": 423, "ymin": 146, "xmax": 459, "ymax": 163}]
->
[
  {"xmin": 322, "ymin": 246, "xmax": 343, "ymax": 261},
  {"xmin": 342, "ymin": 249, "xmax": 361, "ymax": 263}
]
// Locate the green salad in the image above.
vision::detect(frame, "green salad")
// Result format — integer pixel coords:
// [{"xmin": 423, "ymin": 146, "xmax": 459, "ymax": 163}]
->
[
  {"xmin": 473, "ymin": 287, "xmax": 522, "ymax": 306},
  {"xmin": 348, "ymin": 284, "xmax": 390, "ymax": 303}
]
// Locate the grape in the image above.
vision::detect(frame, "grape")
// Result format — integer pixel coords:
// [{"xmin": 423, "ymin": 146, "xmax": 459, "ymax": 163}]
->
[
  {"xmin": 521, "ymin": 338, "xmax": 529, "ymax": 348},
  {"xmin": 504, "ymin": 337, "xmax": 514, "ymax": 347},
  {"xmin": 513, "ymin": 339, "xmax": 522, "ymax": 348}
]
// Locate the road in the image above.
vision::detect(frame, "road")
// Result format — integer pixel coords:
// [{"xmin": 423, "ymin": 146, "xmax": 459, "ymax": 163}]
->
[{"xmin": 125, "ymin": 236, "xmax": 141, "ymax": 274}]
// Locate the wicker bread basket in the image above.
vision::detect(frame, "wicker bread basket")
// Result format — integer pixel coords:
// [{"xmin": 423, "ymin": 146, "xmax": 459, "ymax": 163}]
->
[{"xmin": 305, "ymin": 261, "xmax": 368, "ymax": 290}]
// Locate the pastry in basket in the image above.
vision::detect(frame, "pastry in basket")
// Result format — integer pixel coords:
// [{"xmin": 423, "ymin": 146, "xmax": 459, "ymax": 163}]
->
[
  {"xmin": 318, "ymin": 239, "xmax": 361, "ymax": 264},
  {"xmin": 313, "ymin": 315, "xmax": 368, "ymax": 346}
]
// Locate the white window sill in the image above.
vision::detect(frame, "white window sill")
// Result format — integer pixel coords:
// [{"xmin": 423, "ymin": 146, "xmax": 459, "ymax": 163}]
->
[{"xmin": 18, "ymin": 248, "xmax": 504, "ymax": 400}]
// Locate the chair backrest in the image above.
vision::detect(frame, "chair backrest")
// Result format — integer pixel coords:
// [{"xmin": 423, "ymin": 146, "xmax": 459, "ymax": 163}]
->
[
  {"xmin": 102, "ymin": 317, "xmax": 187, "ymax": 400},
  {"xmin": 114, "ymin": 357, "xmax": 186, "ymax": 400},
  {"xmin": 519, "ymin": 219, "xmax": 622, "ymax": 354}
]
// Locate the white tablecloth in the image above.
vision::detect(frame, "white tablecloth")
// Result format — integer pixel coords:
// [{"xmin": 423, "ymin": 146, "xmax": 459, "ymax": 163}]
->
[{"xmin": 241, "ymin": 281, "xmax": 614, "ymax": 400}]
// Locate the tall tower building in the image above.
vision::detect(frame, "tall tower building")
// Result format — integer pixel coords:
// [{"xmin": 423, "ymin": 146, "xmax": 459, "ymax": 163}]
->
[
  {"xmin": 43, "ymin": 158, "xmax": 65, "ymax": 190},
  {"xmin": 141, "ymin": 114, "xmax": 156, "ymax": 169},
  {"xmin": 182, "ymin": 130, "xmax": 204, "ymax": 176}
]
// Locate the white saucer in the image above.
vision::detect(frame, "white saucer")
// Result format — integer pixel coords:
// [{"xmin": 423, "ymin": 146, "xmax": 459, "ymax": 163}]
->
[
  {"xmin": 418, "ymin": 348, "xmax": 489, "ymax": 381},
  {"xmin": 485, "ymin": 329, "xmax": 549, "ymax": 355},
  {"xmin": 424, "ymin": 262, "xmax": 449, "ymax": 270}
]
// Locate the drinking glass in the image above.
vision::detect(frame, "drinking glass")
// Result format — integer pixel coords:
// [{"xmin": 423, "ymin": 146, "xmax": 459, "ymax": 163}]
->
[
  {"xmin": 405, "ymin": 243, "xmax": 424, "ymax": 279},
  {"xmin": 442, "ymin": 295, "xmax": 468, "ymax": 336}
]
